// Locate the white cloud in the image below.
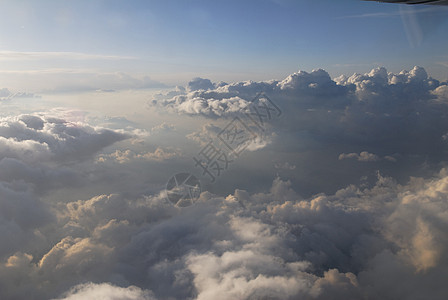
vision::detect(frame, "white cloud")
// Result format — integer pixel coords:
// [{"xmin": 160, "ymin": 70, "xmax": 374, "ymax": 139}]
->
[
  {"xmin": 55, "ymin": 282, "xmax": 155, "ymax": 300},
  {"xmin": 2, "ymin": 66, "xmax": 448, "ymax": 299},
  {"xmin": 153, "ymin": 66, "xmax": 448, "ymax": 176},
  {"xmin": 0, "ymin": 113, "xmax": 130, "ymax": 163},
  {"xmin": 433, "ymin": 84, "xmax": 448, "ymax": 101},
  {"xmin": 1, "ymin": 160, "xmax": 448, "ymax": 299}
]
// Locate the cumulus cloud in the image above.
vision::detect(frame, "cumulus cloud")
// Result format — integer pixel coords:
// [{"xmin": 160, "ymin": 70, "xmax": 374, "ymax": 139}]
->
[
  {"xmin": 186, "ymin": 123, "xmax": 223, "ymax": 145},
  {"xmin": 339, "ymin": 151, "xmax": 396, "ymax": 162},
  {"xmin": 150, "ymin": 79, "xmax": 269, "ymax": 117},
  {"xmin": 433, "ymin": 84, "xmax": 448, "ymax": 101},
  {"xmin": 151, "ymin": 66, "xmax": 442, "ymax": 121},
  {"xmin": 187, "ymin": 77, "xmax": 216, "ymax": 92},
  {"xmin": 1, "ymin": 148, "xmax": 448, "ymax": 300},
  {"xmin": 0, "ymin": 109, "xmax": 136, "ymax": 298},
  {"xmin": 3, "ymin": 171, "xmax": 448, "ymax": 299},
  {"xmin": 55, "ymin": 282, "xmax": 155, "ymax": 300},
  {"xmin": 149, "ymin": 68, "xmax": 352, "ymax": 117},
  {"xmin": 3, "ymin": 66, "xmax": 448, "ymax": 300},
  {"xmin": 150, "ymin": 122, "xmax": 176, "ymax": 134},
  {"xmin": 0, "ymin": 113, "xmax": 130, "ymax": 163},
  {"xmin": 152, "ymin": 66, "xmax": 448, "ymax": 184},
  {"xmin": 96, "ymin": 147, "xmax": 181, "ymax": 164},
  {"xmin": 152, "ymin": 66, "xmax": 446, "ymax": 147}
]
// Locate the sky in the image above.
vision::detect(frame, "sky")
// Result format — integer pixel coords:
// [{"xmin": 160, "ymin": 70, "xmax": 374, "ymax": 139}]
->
[
  {"xmin": 1, "ymin": 1, "xmax": 448, "ymax": 299},
  {"xmin": 0, "ymin": 0, "xmax": 447, "ymax": 92}
]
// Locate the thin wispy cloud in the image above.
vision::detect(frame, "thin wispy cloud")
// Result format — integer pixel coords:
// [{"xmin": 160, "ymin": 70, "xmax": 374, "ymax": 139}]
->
[
  {"xmin": 0, "ymin": 51, "xmax": 136, "ymax": 61},
  {"xmin": 337, "ymin": 6, "xmax": 439, "ymax": 19},
  {"xmin": 0, "ymin": 69, "xmax": 168, "ymax": 93}
]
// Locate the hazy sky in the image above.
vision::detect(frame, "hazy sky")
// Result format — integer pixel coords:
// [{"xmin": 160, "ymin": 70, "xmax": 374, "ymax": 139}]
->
[
  {"xmin": 0, "ymin": 0, "xmax": 447, "ymax": 92},
  {"xmin": 1, "ymin": 1, "xmax": 448, "ymax": 299}
]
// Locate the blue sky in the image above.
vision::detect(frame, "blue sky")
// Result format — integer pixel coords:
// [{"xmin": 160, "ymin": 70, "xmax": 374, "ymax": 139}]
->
[{"xmin": 0, "ymin": 0, "xmax": 447, "ymax": 92}]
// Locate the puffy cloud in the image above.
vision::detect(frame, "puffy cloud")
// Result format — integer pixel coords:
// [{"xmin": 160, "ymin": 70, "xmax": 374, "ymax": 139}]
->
[
  {"xmin": 187, "ymin": 77, "xmax": 216, "ymax": 92},
  {"xmin": 151, "ymin": 66, "xmax": 448, "ymax": 160},
  {"xmin": 186, "ymin": 123, "xmax": 223, "ymax": 145},
  {"xmin": 1, "ymin": 163, "xmax": 448, "ymax": 299},
  {"xmin": 55, "ymin": 282, "xmax": 155, "ymax": 300},
  {"xmin": 151, "ymin": 66, "xmax": 442, "ymax": 130},
  {"xmin": 150, "ymin": 80, "xmax": 278, "ymax": 118},
  {"xmin": 0, "ymin": 109, "xmax": 141, "ymax": 298},
  {"xmin": 3, "ymin": 66, "xmax": 448, "ymax": 300},
  {"xmin": 150, "ymin": 68, "xmax": 353, "ymax": 117},
  {"xmin": 433, "ymin": 84, "xmax": 448, "ymax": 101},
  {"xmin": 39, "ymin": 172, "xmax": 448, "ymax": 299},
  {"xmin": 0, "ymin": 113, "xmax": 130, "ymax": 163},
  {"xmin": 339, "ymin": 151, "xmax": 396, "ymax": 162},
  {"xmin": 150, "ymin": 122, "xmax": 176, "ymax": 134},
  {"xmin": 279, "ymin": 69, "xmax": 349, "ymax": 101},
  {"xmin": 186, "ymin": 249, "xmax": 316, "ymax": 300},
  {"xmin": 96, "ymin": 147, "xmax": 181, "ymax": 164},
  {"xmin": 149, "ymin": 66, "xmax": 448, "ymax": 202},
  {"xmin": 38, "ymin": 236, "xmax": 113, "ymax": 277}
]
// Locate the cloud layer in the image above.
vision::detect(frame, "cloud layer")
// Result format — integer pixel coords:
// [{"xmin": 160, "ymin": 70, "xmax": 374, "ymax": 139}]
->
[
  {"xmin": 2, "ymin": 171, "xmax": 448, "ymax": 299},
  {"xmin": 152, "ymin": 66, "xmax": 448, "ymax": 193},
  {"xmin": 151, "ymin": 66, "xmax": 448, "ymax": 159},
  {"xmin": 1, "ymin": 66, "xmax": 448, "ymax": 299}
]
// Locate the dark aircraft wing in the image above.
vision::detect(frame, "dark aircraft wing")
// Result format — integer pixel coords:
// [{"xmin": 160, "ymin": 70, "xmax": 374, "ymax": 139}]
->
[{"xmin": 365, "ymin": 0, "xmax": 448, "ymax": 4}]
